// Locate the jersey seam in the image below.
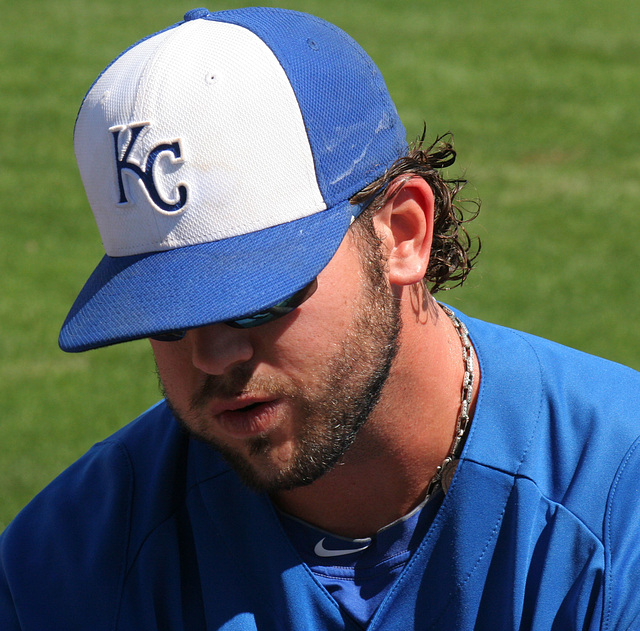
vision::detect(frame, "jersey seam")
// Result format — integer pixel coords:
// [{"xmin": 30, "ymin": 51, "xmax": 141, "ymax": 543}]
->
[
  {"xmin": 461, "ymin": 456, "xmax": 606, "ymax": 544},
  {"xmin": 93, "ymin": 439, "xmax": 134, "ymax": 631},
  {"xmin": 602, "ymin": 434, "xmax": 640, "ymax": 630},
  {"xmin": 106, "ymin": 437, "xmax": 232, "ymax": 585},
  {"xmin": 498, "ymin": 328, "xmax": 546, "ymax": 478},
  {"xmin": 310, "ymin": 550, "xmax": 411, "ymax": 573}
]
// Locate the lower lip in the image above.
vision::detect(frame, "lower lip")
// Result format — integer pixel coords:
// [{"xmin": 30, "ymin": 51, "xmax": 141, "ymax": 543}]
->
[{"xmin": 215, "ymin": 400, "xmax": 282, "ymax": 439}]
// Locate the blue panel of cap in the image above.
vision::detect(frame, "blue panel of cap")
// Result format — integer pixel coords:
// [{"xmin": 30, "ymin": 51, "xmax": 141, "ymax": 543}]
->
[{"xmin": 207, "ymin": 8, "xmax": 408, "ymax": 208}]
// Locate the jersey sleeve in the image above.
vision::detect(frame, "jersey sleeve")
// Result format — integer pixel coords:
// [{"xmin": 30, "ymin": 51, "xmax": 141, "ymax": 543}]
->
[
  {"xmin": 602, "ymin": 435, "xmax": 640, "ymax": 630},
  {"xmin": 0, "ymin": 439, "xmax": 134, "ymax": 630}
]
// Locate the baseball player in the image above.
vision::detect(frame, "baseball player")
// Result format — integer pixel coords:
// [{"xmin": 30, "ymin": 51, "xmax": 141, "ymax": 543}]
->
[{"xmin": 2, "ymin": 7, "xmax": 640, "ymax": 630}]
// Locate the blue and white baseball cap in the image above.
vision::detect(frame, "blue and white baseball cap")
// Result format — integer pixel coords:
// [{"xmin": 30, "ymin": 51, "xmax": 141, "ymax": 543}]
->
[{"xmin": 59, "ymin": 7, "xmax": 407, "ymax": 352}]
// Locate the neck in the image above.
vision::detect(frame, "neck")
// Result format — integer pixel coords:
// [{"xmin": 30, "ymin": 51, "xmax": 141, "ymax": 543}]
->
[{"xmin": 272, "ymin": 298, "xmax": 479, "ymax": 538}]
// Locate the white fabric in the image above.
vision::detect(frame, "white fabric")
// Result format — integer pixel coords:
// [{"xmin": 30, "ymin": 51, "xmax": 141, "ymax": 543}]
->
[{"xmin": 74, "ymin": 20, "xmax": 325, "ymax": 257}]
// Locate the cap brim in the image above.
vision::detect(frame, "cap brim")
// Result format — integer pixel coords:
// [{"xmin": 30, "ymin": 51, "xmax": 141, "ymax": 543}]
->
[{"xmin": 59, "ymin": 202, "xmax": 354, "ymax": 352}]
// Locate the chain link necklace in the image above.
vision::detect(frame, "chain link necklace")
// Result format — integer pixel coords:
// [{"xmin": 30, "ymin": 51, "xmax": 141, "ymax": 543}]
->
[{"xmin": 425, "ymin": 305, "xmax": 475, "ymax": 498}]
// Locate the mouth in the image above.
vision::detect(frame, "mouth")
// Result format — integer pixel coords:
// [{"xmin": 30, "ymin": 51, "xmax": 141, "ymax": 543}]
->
[
  {"xmin": 212, "ymin": 397, "xmax": 282, "ymax": 439},
  {"xmin": 237, "ymin": 401, "xmax": 262, "ymax": 412}
]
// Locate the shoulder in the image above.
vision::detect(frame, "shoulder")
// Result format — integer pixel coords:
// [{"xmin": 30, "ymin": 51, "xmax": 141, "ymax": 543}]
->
[
  {"xmin": 460, "ymin": 310, "xmax": 640, "ymax": 451},
  {"xmin": 0, "ymin": 432, "xmax": 137, "ymax": 628},
  {"xmin": 0, "ymin": 400, "xmax": 220, "ymax": 629},
  {"xmin": 461, "ymin": 311, "xmax": 640, "ymax": 400},
  {"xmin": 457, "ymin": 311, "xmax": 640, "ymax": 532},
  {"xmin": 447, "ymin": 311, "xmax": 640, "ymax": 627}
]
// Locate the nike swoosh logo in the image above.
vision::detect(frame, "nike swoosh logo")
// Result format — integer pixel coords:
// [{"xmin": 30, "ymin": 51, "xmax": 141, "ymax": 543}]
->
[{"xmin": 314, "ymin": 537, "xmax": 371, "ymax": 558}]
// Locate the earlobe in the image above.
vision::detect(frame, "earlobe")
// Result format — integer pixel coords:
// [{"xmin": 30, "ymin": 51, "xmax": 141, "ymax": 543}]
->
[{"xmin": 374, "ymin": 176, "xmax": 435, "ymax": 287}]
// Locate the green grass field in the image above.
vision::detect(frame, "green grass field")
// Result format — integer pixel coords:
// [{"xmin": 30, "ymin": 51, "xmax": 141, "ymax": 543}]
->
[{"xmin": 1, "ymin": 0, "xmax": 639, "ymax": 528}]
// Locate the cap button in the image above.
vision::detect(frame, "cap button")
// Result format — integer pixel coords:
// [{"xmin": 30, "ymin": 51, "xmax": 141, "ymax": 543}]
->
[{"xmin": 184, "ymin": 8, "xmax": 210, "ymax": 21}]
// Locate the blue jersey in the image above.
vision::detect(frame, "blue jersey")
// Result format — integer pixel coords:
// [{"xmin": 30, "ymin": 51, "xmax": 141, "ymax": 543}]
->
[{"xmin": 2, "ymin": 312, "xmax": 640, "ymax": 629}]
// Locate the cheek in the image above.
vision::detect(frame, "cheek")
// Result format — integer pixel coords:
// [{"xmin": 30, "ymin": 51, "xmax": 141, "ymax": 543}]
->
[
  {"xmin": 275, "ymin": 256, "xmax": 368, "ymax": 367},
  {"xmin": 150, "ymin": 340, "xmax": 196, "ymax": 400},
  {"xmin": 269, "ymin": 290, "xmax": 361, "ymax": 375}
]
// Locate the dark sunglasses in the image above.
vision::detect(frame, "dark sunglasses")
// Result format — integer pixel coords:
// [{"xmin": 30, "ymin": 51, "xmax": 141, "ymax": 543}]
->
[{"xmin": 150, "ymin": 278, "xmax": 318, "ymax": 342}]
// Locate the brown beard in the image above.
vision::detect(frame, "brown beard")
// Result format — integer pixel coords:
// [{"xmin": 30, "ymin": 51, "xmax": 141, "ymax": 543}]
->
[{"xmin": 160, "ymin": 251, "xmax": 401, "ymax": 492}]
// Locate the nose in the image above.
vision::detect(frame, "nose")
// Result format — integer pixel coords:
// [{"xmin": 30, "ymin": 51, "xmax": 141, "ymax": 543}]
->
[{"xmin": 189, "ymin": 324, "xmax": 255, "ymax": 375}]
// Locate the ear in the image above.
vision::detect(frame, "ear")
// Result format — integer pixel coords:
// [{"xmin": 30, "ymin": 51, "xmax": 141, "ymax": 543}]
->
[{"xmin": 373, "ymin": 176, "xmax": 435, "ymax": 286}]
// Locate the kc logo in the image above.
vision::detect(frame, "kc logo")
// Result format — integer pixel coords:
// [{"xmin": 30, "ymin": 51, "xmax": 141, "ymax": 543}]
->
[{"xmin": 110, "ymin": 122, "xmax": 187, "ymax": 213}]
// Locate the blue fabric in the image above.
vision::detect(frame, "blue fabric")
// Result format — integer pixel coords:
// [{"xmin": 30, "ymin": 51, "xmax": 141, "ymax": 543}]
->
[
  {"xmin": 278, "ymin": 495, "xmax": 442, "ymax": 627},
  {"xmin": 5, "ymin": 313, "xmax": 640, "ymax": 628},
  {"xmin": 59, "ymin": 207, "xmax": 352, "ymax": 352}
]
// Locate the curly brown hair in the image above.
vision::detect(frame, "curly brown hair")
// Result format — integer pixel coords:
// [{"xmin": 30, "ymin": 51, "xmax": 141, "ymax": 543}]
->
[{"xmin": 350, "ymin": 129, "xmax": 480, "ymax": 295}]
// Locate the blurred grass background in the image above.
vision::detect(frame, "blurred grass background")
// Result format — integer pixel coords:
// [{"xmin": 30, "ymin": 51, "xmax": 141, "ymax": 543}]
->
[{"xmin": 1, "ymin": 0, "xmax": 639, "ymax": 528}]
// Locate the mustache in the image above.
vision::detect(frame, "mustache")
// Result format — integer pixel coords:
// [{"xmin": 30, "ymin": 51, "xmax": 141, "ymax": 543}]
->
[
  {"xmin": 189, "ymin": 365, "xmax": 298, "ymax": 411},
  {"xmin": 189, "ymin": 365, "xmax": 253, "ymax": 410}
]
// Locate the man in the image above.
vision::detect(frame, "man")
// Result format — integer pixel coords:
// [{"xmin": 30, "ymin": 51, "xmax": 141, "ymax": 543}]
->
[{"xmin": 1, "ymin": 7, "xmax": 639, "ymax": 630}]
